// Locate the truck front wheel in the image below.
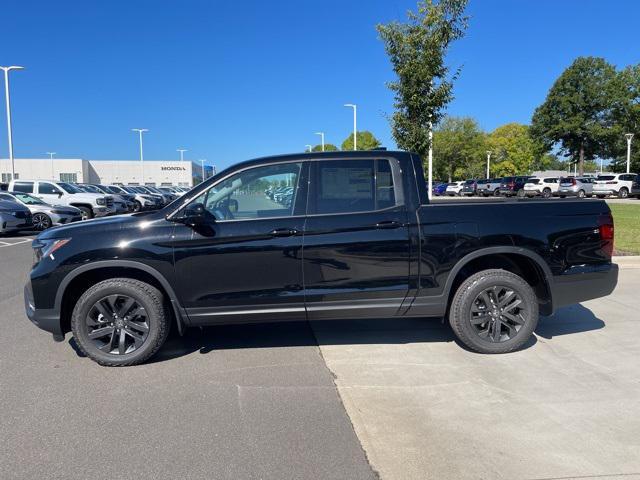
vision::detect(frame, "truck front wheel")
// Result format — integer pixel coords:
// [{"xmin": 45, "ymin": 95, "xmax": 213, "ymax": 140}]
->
[
  {"xmin": 78, "ymin": 206, "xmax": 93, "ymax": 220},
  {"xmin": 70, "ymin": 278, "xmax": 170, "ymax": 366},
  {"xmin": 449, "ymin": 269, "xmax": 538, "ymax": 354}
]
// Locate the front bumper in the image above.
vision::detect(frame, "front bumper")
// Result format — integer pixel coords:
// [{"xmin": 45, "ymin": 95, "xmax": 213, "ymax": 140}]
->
[
  {"xmin": 94, "ymin": 207, "xmax": 114, "ymax": 217},
  {"xmin": 551, "ymin": 263, "xmax": 618, "ymax": 311},
  {"xmin": 24, "ymin": 282, "xmax": 64, "ymax": 341}
]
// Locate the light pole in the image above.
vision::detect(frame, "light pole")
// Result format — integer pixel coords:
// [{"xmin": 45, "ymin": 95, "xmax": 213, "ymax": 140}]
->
[
  {"xmin": 625, "ymin": 133, "xmax": 634, "ymax": 174},
  {"xmin": 199, "ymin": 159, "xmax": 206, "ymax": 182},
  {"xmin": 486, "ymin": 151, "xmax": 492, "ymax": 179},
  {"xmin": 305, "ymin": 144, "xmax": 312, "ymax": 153},
  {"xmin": 427, "ymin": 121, "xmax": 433, "ymax": 200},
  {"xmin": 344, "ymin": 104, "xmax": 357, "ymax": 150},
  {"xmin": 132, "ymin": 128, "xmax": 148, "ymax": 184},
  {"xmin": 177, "ymin": 148, "xmax": 187, "ymax": 161},
  {"xmin": 46, "ymin": 152, "xmax": 56, "ymax": 180},
  {"xmin": 315, "ymin": 132, "xmax": 325, "ymax": 152},
  {"xmin": 1, "ymin": 66, "xmax": 24, "ymax": 180}
]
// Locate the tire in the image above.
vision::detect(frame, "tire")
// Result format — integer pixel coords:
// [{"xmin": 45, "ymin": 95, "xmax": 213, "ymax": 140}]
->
[
  {"xmin": 132, "ymin": 200, "xmax": 142, "ymax": 212},
  {"xmin": 32, "ymin": 212, "xmax": 52, "ymax": 231},
  {"xmin": 516, "ymin": 189, "xmax": 525, "ymax": 198},
  {"xmin": 542, "ymin": 188, "xmax": 552, "ymax": 199},
  {"xmin": 577, "ymin": 189, "xmax": 585, "ymax": 198},
  {"xmin": 71, "ymin": 278, "xmax": 170, "ymax": 366},
  {"xmin": 619, "ymin": 187, "xmax": 629, "ymax": 199},
  {"xmin": 78, "ymin": 206, "xmax": 93, "ymax": 220},
  {"xmin": 449, "ymin": 269, "xmax": 539, "ymax": 354},
  {"xmin": 493, "ymin": 188, "xmax": 500, "ymax": 197}
]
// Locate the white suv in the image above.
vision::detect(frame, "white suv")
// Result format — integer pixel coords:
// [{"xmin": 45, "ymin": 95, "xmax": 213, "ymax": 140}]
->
[
  {"xmin": 9, "ymin": 180, "xmax": 115, "ymax": 219},
  {"xmin": 445, "ymin": 181, "xmax": 465, "ymax": 196},
  {"xmin": 593, "ymin": 173, "xmax": 638, "ymax": 199},
  {"xmin": 523, "ymin": 177, "xmax": 559, "ymax": 198}
]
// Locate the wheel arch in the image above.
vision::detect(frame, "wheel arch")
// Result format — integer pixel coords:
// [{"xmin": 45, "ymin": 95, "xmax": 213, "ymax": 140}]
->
[
  {"xmin": 444, "ymin": 247, "xmax": 554, "ymax": 316},
  {"xmin": 56, "ymin": 260, "xmax": 186, "ymax": 335}
]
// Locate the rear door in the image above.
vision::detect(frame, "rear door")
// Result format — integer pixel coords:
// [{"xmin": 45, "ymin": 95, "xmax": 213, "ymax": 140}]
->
[{"xmin": 302, "ymin": 157, "xmax": 410, "ymax": 319}]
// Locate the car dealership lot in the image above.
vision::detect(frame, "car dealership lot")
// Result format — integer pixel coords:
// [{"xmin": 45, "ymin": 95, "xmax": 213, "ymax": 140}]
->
[{"xmin": 2, "ymin": 235, "xmax": 640, "ymax": 480}]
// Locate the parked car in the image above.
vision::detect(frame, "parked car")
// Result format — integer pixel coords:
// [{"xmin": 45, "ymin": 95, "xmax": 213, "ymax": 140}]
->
[
  {"xmin": 431, "ymin": 182, "xmax": 448, "ymax": 196},
  {"xmin": 631, "ymin": 174, "xmax": 640, "ymax": 198},
  {"xmin": 88, "ymin": 184, "xmax": 136, "ymax": 212},
  {"xmin": 77, "ymin": 184, "xmax": 131, "ymax": 214},
  {"xmin": 0, "ymin": 198, "xmax": 32, "ymax": 234},
  {"xmin": 557, "ymin": 177, "xmax": 594, "ymax": 198},
  {"xmin": 460, "ymin": 179, "xmax": 478, "ymax": 196},
  {"xmin": 0, "ymin": 192, "xmax": 81, "ymax": 230},
  {"xmin": 522, "ymin": 177, "xmax": 559, "ymax": 198},
  {"xmin": 478, "ymin": 178, "xmax": 502, "ymax": 197},
  {"xmin": 8, "ymin": 180, "xmax": 115, "ymax": 219},
  {"xmin": 109, "ymin": 185, "xmax": 160, "ymax": 211},
  {"xmin": 159, "ymin": 186, "xmax": 185, "ymax": 197},
  {"xmin": 445, "ymin": 181, "xmax": 465, "ymax": 196},
  {"xmin": 498, "ymin": 176, "xmax": 533, "ymax": 197},
  {"xmin": 133, "ymin": 186, "xmax": 169, "ymax": 206},
  {"xmin": 593, "ymin": 173, "xmax": 638, "ymax": 199},
  {"xmin": 144, "ymin": 185, "xmax": 177, "ymax": 204},
  {"xmin": 24, "ymin": 150, "xmax": 618, "ymax": 366}
]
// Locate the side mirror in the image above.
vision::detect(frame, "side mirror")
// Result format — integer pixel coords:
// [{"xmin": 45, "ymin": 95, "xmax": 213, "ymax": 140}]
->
[
  {"xmin": 181, "ymin": 202, "xmax": 207, "ymax": 226},
  {"xmin": 57, "ymin": 192, "xmax": 63, "ymax": 198}
]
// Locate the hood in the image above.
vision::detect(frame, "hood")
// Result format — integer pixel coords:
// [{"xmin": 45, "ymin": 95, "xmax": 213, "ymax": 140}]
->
[{"xmin": 37, "ymin": 209, "xmax": 163, "ymax": 239}]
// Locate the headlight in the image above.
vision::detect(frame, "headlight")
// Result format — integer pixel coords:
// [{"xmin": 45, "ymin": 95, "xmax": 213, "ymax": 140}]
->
[
  {"xmin": 32, "ymin": 238, "xmax": 71, "ymax": 263},
  {"xmin": 96, "ymin": 197, "xmax": 106, "ymax": 206}
]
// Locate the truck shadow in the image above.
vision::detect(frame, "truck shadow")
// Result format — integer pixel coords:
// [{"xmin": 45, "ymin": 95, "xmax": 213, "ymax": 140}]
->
[{"xmin": 68, "ymin": 304, "xmax": 605, "ymax": 363}]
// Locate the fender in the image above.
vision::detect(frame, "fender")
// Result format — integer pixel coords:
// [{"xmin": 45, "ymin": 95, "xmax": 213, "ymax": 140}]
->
[{"xmin": 54, "ymin": 260, "xmax": 187, "ymax": 335}]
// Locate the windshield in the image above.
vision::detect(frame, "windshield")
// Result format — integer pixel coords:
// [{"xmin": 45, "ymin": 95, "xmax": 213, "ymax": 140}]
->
[
  {"xmin": 107, "ymin": 185, "xmax": 125, "ymax": 194},
  {"xmin": 12, "ymin": 192, "xmax": 46, "ymax": 205},
  {"xmin": 58, "ymin": 182, "xmax": 83, "ymax": 194},
  {"xmin": 82, "ymin": 185, "xmax": 102, "ymax": 193}
]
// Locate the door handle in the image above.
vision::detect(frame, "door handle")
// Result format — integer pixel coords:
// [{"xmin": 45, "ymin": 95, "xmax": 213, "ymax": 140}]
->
[
  {"xmin": 269, "ymin": 228, "xmax": 299, "ymax": 237},
  {"xmin": 375, "ymin": 220, "xmax": 402, "ymax": 229}
]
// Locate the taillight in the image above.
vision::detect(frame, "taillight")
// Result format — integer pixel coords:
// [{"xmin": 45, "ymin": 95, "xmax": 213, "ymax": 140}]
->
[
  {"xmin": 571, "ymin": 178, "xmax": 577, "ymax": 185},
  {"xmin": 598, "ymin": 214, "xmax": 614, "ymax": 258}
]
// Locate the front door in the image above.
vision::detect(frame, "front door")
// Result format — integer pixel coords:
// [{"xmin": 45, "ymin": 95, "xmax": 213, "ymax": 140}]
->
[
  {"xmin": 172, "ymin": 161, "xmax": 308, "ymax": 325},
  {"xmin": 36, "ymin": 181, "xmax": 64, "ymax": 204},
  {"xmin": 302, "ymin": 158, "xmax": 411, "ymax": 320}
]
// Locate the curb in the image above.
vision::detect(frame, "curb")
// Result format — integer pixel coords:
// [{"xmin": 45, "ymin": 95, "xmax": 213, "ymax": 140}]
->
[{"xmin": 613, "ymin": 256, "xmax": 640, "ymax": 269}]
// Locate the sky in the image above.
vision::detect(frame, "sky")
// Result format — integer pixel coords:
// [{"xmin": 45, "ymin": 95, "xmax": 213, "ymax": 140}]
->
[{"xmin": 1, "ymin": 0, "xmax": 639, "ymax": 171}]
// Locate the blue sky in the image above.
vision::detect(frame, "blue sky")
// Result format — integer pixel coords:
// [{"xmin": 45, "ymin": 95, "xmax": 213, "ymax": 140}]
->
[{"xmin": 1, "ymin": 0, "xmax": 638, "ymax": 171}]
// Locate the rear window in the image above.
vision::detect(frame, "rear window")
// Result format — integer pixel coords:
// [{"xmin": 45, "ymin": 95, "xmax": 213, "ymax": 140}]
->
[
  {"xmin": 527, "ymin": 179, "xmax": 540, "ymax": 184},
  {"xmin": 560, "ymin": 177, "xmax": 574, "ymax": 183},
  {"xmin": 464, "ymin": 180, "xmax": 475, "ymax": 185},
  {"xmin": 12, "ymin": 181, "xmax": 34, "ymax": 193},
  {"xmin": 502, "ymin": 177, "xmax": 514, "ymax": 182},
  {"xmin": 598, "ymin": 175, "xmax": 616, "ymax": 181}
]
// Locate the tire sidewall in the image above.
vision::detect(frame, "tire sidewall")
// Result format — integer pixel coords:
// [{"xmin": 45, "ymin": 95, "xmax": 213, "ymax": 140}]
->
[
  {"xmin": 451, "ymin": 270, "xmax": 538, "ymax": 354},
  {"xmin": 71, "ymin": 280, "xmax": 166, "ymax": 366}
]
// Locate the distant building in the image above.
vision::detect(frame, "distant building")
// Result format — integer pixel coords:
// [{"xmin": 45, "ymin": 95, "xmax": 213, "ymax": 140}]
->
[{"xmin": 0, "ymin": 158, "xmax": 196, "ymax": 186}]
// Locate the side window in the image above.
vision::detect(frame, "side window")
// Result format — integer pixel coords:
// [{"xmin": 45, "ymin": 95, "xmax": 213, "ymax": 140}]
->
[
  {"xmin": 38, "ymin": 182, "xmax": 61, "ymax": 194},
  {"xmin": 193, "ymin": 162, "xmax": 302, "ymax": 221},
  {"xmin": 12, "ymin": 181, "xmax": 34, "ymax": 193},
  {"xmin": 310, "ymin": 159, "xmax": 399, "ymax": 215}
]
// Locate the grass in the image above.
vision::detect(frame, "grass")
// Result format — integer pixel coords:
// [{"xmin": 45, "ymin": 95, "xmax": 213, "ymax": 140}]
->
[{"xmin": 610, "ymin": 203, "xmax": 640, "ymax": 255}]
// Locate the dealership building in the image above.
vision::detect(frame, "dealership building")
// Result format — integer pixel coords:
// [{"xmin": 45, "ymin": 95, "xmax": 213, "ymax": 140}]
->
[{"xmin": 0, "ymin": 158, "xmax": 212, "ymax": 186}]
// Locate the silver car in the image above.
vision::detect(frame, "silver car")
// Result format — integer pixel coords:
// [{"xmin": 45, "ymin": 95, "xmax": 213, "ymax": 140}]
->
[
  {"xmin": 0, "ymin": 198, "xmax": 32, "ymax": 234},
  {"xmin": 0, "ymin": 192, "xmax": 82, "ymax": 230},
  {"xmin": 557, "ymin": 177, "xmax": 594, "ymax": 198}
]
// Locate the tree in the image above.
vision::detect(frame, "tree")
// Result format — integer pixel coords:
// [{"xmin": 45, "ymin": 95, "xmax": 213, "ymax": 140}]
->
[
  {"xmin": 377, "ymin": 0, "xmax": 468, "ymax": 160},
  {"xmin": 486, "ymin": 123, "xmax": 539, "ymax": 176},
  {"xmin": 341, "ymin": 131, "xmax": 382, "ymax": 151},
  {"xmin": 311, "ymin": 143, "xmax": 338, "ymax": 152},
  {"xmin": 432, "ymin": 116, "xmax": 485, "ymax": 181},
  {"xmin": 608, "ymin": 64, "xmax": 640, "ymax": 172},
  {"xmin": 531, "ymin": 57, "xmax": 618, "ymax": 176}
]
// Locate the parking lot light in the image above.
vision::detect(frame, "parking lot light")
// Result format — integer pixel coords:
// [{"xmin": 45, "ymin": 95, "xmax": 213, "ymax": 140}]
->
[
  {"xmin": 1, "ymin": 66, "xmax": 24, "ymax": 180},
  {"xmin": 132, "ymin": 128, "xmax": 148, "ymax": 182},
  {"xmin": 46, "ymin": 152, "xmax": 56, "ymax": 179},
  {"xmin": 305, "ymin": 144, "xmax": 312, "ymax": 153},
  {"xmin": 177, "ymin": 148, "xmax": 187, "ymax": 161},
  {"xmin": 315, "ymin": 132, "xmax": 325, "ymax": 152},
  {"xmin": 626, "ymin": 133, "xmax": 634, "ymax": 174},
  {"xmin": 486, "ymin": 151, "xmax": 492, "ymax": 179}
]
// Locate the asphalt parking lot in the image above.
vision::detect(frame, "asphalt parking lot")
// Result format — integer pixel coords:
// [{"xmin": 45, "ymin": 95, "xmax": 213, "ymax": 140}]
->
[{"xmin": 2, "ymin": 231, "xmax": 640, "ymax": 480}]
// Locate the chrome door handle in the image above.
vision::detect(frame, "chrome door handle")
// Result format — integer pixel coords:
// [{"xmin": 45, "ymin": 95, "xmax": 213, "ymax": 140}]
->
[
  {"xmin": 269, "ymin": 228, "xmax": 298, "ymax": 237},
  {"xmin": 375, "ymin": 221, "xmax": 401, "ymax": 229}
]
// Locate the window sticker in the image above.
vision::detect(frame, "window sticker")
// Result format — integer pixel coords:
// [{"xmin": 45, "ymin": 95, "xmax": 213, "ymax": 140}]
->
[{"xmin": 322, "ymin": 168, "xmax": 373, "ymax": 199}]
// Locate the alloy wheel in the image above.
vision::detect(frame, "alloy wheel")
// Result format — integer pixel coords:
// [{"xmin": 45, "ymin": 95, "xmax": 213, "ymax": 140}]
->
[
  {"xmin": 85, "ymin": 294, "xmax": 150, "ymax": 355},
  {"xmin": 469, "ymin": 285, "xmax": 527, "ymax": 343},
  {"xmin": 32, "ymin": 213, "xmax": 51, "ymax": 231}
]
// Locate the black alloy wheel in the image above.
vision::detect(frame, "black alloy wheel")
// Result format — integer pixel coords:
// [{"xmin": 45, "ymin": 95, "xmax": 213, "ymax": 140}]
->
[
  {"xmin": 86, "ymin": 294, "xmax": 150, "ymax": 355},
  {"xmin": 470, "ymin": 286, "xmax": 527, "ymax": 343},
  {"xmin": 32, "ymin": 213, "xmax": 52, "ymax": 231}
]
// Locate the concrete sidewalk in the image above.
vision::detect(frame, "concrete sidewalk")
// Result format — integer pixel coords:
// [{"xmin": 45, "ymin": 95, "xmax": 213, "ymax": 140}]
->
[{"xmin": 313, "ymin": 268, "xmax": 640, "ymax": 480}]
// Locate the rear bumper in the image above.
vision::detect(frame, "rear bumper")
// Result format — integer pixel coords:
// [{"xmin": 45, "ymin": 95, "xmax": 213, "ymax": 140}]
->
[
  {"xmin": 24, "ymin": 282, "xmax": 64, "ymax": 341},
  {"xmin": 551, "ymin": 263, "xmax": 618, "ymax": 311},
  {"xmin": 593, "ymin": 189, "xmax": 616, "ymax": 196},
  {"xmin": 498, "ymin": 188, "xmax": 516, "ymax": 196}
]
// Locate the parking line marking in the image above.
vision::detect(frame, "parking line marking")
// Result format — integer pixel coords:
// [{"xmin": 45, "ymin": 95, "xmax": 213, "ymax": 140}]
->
[{"xmin": 0, "ymin": 238, "xmax": 32, "ymax": 248}]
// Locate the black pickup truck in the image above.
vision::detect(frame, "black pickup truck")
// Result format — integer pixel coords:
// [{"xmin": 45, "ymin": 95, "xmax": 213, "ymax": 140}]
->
[{"xmin": 24, "ymin": 151, "xmax": 618, "ymax": 366}]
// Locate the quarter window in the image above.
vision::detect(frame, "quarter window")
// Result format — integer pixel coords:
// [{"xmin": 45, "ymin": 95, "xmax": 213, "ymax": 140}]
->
[{"xmin": 12, "ymin": 181, "xmax": 34, "ymax": 193}]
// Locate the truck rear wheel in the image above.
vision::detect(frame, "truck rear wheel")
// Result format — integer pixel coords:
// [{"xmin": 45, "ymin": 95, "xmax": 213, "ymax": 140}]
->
[
  {"xmin": 70, "ymin": 278, "xmax": 170, "ymax": 366},
  {"xmin": 449, "ymin": 269, "xmax": 538, "ymax": 354}
]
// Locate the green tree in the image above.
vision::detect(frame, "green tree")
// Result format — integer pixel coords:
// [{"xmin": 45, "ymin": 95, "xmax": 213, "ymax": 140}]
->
[
  {"xmin": 609, "ymin": 64, "xmax": 640, "ymax": 172},
  {"xmin": 311, "ymin": 143, "xmax": 338, "ymax": 152},
  {"xmin": 487, "ymin": 123, "xmax": 539, "ymax": 176},
  {"xmin": 341, "ymin": 131, "xmax": 382, "ymax": 151},
  {"xmin": 432, "ymin": 116, "xmax": 485, "ymax": 181},
  {"xmin": 377, "ymin": 0, "xmax": 469, "ymax": 160},
  {"xmin": 531, "ymin": 57, "xmax": 618, "ymax": 176}
]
